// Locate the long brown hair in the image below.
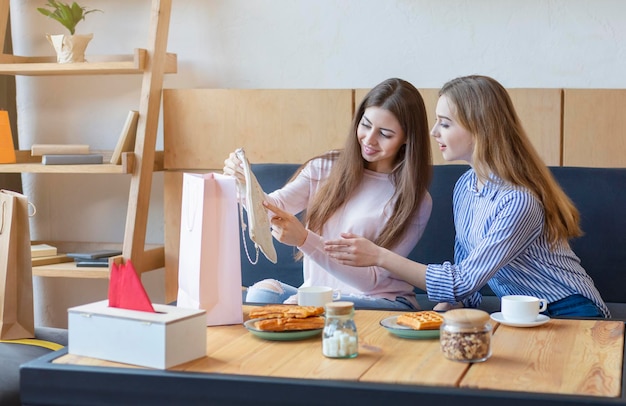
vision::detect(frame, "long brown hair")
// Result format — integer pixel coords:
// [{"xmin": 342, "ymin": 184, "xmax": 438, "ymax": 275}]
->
[
  {"xmin": 300, "ymin": 78, "xmax": 432, "ymax": 251},
  {"xmin": 439, "ymin": 75, "xmax": 582, "ymax": 244}
]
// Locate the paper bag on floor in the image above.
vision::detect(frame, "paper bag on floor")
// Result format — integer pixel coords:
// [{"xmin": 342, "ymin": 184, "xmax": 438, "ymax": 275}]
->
[
  {"xmin": 177, "ymin": 173, "xmax": 243, "ymax": 326},
  {"xmin": 0, "ymin": 190, "xmax": 35, "ymax": 339}
]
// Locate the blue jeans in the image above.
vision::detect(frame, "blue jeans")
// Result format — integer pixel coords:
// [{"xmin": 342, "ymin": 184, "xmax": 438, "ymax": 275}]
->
[
  {"xmin": 543, "ymin": 294, "xmax": 604, "ymax": 318},
  {"xmin": 245, "ymin": 279, "xmax": 416, "ymax": 310}
]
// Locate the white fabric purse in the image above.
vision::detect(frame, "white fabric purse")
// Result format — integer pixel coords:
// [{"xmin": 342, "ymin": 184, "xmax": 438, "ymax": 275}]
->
[{"xmin": 235, "ymin": 148, "xmax": 278, "ymax": 264}]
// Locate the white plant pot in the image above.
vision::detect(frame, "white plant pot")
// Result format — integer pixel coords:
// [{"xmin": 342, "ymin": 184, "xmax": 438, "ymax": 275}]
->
[{"xmin": 46, "ymin": 33, "xmax": 93, "ymax": 63}]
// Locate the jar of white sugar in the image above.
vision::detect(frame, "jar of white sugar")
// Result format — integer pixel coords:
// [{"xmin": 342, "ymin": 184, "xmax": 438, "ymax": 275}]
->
[{"xmin": 322, "ymin": 301, "xmax": 358, "ymax": 358}]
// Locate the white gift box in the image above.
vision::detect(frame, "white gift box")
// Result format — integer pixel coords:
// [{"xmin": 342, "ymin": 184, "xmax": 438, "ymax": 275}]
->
[{"xmin": 68, "ymin": 300, "xmax": 207, "ymax": 369}]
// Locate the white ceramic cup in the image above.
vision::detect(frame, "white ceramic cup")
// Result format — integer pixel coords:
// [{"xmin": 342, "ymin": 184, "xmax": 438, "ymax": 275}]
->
[
  {"xmin": 297, "ymin": 286, "xmax": 341, "ymax": 307},
  {"xmin": 501, "ymin": 295, "xmax": 548, "ymax": 323}
]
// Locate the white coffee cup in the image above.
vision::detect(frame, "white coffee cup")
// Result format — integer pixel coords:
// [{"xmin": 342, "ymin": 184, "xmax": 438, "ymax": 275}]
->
[
  {"xmin": 501, "ymin": 295, "xmax": 548, "ymax": 323},
  {"xmin": 297, "ymin": 286, "xmax": 341, "ymax": 307}
]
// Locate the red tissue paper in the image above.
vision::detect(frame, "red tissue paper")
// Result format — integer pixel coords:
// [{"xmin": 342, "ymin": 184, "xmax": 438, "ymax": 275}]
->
[{"xmin": 108, "ymin": 259, "xmax": 155, "ymax": 312}]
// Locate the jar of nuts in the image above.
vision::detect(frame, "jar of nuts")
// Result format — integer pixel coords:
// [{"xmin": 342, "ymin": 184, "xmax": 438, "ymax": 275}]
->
[{"xmin": 440, "ymin": 308, "xmax": 492, "ymax": 363}]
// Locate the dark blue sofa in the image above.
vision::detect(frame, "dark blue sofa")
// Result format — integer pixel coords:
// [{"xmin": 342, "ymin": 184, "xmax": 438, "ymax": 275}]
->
[
  {"xmin": 1, "ymin": 327, "xmax": 68, "ymax": 405},
  {"xmin": 242, "ymin": 164, "xmax": 626, "ymax": 319}
]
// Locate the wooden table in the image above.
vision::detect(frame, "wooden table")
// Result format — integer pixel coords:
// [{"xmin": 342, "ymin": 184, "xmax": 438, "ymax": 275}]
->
[{"xmin": 20, "ymin": 307, "xmax": 626, "ymax": 406}]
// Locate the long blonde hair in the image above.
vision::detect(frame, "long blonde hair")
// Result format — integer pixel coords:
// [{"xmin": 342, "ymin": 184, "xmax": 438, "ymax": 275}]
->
[
  {"xmin": 297, "ymin": 78, "xmax": 432, "ymax": 252},
  {"xmin": 440, "ymin": 75, "xmax": 582, "ymax": 245}
]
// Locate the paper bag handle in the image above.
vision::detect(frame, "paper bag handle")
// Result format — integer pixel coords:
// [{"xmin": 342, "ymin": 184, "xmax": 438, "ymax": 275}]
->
[
  {"xmin": 238, "ymin": 196, "xmax": 260, "ymax": 265},
  {"xmin": 0, "ymin": 196, "xmax": 35, "ymax": 234}
]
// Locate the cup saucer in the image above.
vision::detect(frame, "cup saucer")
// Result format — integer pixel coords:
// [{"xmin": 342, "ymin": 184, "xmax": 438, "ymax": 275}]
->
[{"xmin": 490, "ymin": 312, "xmax": 550, "ymax": 328}]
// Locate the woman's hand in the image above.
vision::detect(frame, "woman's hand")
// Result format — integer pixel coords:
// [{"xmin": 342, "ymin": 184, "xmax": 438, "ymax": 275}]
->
[
  {"xmin": 324, "ymin": 233, "xmax": 382, "ymax": 267},
  {"xmin": 263, "ymin": 201, "xmax": 308, "ymax": 247},
  {"xmin": 433, "ymin": 302, "xmax": 464, "ymax": 311},
  {"xmin": 222, "ymin": 151, "xmax": 245, "ymax": 184}
]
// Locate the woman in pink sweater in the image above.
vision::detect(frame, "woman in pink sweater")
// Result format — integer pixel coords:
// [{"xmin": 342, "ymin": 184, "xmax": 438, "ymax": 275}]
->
[{"xmin": 224, "ymin": 78, "xmax": 432, "ymax": 309}]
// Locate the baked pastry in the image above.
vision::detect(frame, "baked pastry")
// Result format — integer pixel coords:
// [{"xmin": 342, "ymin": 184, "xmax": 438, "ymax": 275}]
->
[
  {"xmin": 248, "ymin": 304, "xmax": 326, "ymax": 332},
  {"xmin": 396, "ymin": 310, "xmax": 444, "ymax": 330},
  {"xmin": 254, "ymin": 316, "xmax": 325, "ymax": 331},
  {"xmin": 249, "ymin": 304, "xmax": 324, "ymax": 320}
]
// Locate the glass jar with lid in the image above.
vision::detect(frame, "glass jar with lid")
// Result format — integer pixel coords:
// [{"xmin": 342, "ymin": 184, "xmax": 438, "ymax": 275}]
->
[
  {"xmin": 440, "ymin": 308, "xmax": 492, "ymax": 363},
  {"xmin": 322, "ymin": 301, "xmax": 358, "ymax": 358}
]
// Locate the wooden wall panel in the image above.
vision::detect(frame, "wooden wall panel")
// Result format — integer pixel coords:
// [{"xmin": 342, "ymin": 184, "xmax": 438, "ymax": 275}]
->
[
  {"xmin": 563, "ymin": 89, "xmax": 626, "ymax": 167},
  {"xmin": 508, "ymin": 89, "xmax": 562, "ymax": 167},
  {"xmin": 356, "ymin": 88, "xmax": 561, "ymax": 166},
  {"xmin": 163, "ymin": 89, "xmax": 353, "ymax": 170}
]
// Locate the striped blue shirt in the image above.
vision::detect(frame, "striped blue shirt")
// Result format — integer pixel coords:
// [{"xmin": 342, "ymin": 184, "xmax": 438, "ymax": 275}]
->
[{"xmin": 425, "ymin": 168, "xmax": 610, "ymax": 317}]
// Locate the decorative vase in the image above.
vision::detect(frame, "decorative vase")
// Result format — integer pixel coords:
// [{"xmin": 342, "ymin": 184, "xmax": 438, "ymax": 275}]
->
[{"xmin": 46, "ymin": 33, "xmax": 93, "ymax": 63}]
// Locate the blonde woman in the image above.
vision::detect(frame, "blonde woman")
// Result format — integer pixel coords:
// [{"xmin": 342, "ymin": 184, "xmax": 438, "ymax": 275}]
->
[
  {"xmin": 224, "ymin": 78, "xmax": 433, "ymax": 309},
  {"xmin": 325, "ymin": 75, "xmax": 610, "ymax": 318}
]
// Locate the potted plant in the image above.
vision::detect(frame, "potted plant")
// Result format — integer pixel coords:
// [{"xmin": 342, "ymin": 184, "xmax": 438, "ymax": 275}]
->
[{"xmin": 37, "ymin": 1, "xmax": 102, "ymax": 63}]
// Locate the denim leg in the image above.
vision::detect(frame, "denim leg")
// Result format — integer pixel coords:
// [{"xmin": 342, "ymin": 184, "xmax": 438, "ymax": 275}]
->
[
  {"xmin": 341, "ymin": 294, "xmax": 416, "ymax": 310},
  {"xmin": 245, "ymin": 279, "xmax": 297, "ymax": 304},
  {"xmin": 544, "ymin": 294, "xmax": 604, "ymax": 318}
]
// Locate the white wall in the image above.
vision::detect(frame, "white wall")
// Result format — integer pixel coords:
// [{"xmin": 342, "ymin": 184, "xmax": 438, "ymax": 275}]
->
[{"xmin": 10, "ymin": 0, "xmax": 626, "ymax": 327}]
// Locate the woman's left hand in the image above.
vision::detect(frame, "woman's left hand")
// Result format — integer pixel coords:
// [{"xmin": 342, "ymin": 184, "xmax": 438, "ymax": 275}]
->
[
  {"xmin": 263, "ymin": 201, "xmax": 308, "ymax": 247},
  {"xmin": 433, "ymin": 302, "xmax": 464, "ymax": 311}
]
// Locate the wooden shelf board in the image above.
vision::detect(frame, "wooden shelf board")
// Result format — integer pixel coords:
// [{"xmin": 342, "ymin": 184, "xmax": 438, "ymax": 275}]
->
[
  {"xmin": 30, "ymin": 242, "xmax": 165, "ymax": 278},
  {"xmin": 1, "ymin": 150, "xmax": 125, "ymax": 174},
  {"xmin": 0, "ymin": 151, "xmax": 163, "ymax": 174},
  {"xmin": 0, "ymin": 49, "xmax": 177, "ymax": 76},
  {"xmin": 32, "ymin": 261, "xmax": 110, "ymax": 278},
  {"xmin": 0, "ymin": 162, "xmax": 126, "ymax": 174}
]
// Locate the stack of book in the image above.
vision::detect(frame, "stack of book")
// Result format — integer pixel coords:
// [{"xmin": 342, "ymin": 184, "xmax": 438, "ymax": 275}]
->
[
  {"xmin": 31, "ymin": 243, "xmax": 73, "ymax": 266},
  {"xmin": 32, "ymin": 144, "xmax": 103, "ymax": 165},
  {"xmin": 67, "ymin": 249, "xmax": 123, "ymax": 268},
  {"xmin": 31, "ymin": 243, "xmax": 57, "ymax": 258}
]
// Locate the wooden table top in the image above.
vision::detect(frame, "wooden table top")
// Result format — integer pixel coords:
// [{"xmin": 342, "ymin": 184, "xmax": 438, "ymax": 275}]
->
[{"xmin": 53, "ymin": 306, "xmax": 624, "ymax": 398}]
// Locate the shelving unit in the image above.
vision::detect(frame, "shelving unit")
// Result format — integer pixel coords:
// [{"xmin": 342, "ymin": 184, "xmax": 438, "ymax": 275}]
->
[{"xmin": 0, "ymin": 0, "xmax": 175, "ymax": 278}]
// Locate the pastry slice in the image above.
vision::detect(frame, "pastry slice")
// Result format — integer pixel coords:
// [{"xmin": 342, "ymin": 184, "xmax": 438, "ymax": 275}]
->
[
  {"xmin": 248, "ymin": 305, "xmax": 290, "ymax": 319},
  {"xmin": 283, "ymin": 305, "xmax": 325, "ymax": 319},
  {"xmin": 396, "ymin": 310, "xmax": 444, "ymax": 330},
  {"xmin": 249, "ymin": 304, "xmax": 324, "ymax": 320},
  {"xmin": 254, "ymin": 316, "xmax": 325, "ymax": 331}
]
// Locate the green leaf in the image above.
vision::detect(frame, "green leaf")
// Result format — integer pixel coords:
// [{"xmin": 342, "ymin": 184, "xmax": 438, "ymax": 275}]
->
[{"xmin": 36, "ymin": 1, "xmax": 102, "ymax": 36}]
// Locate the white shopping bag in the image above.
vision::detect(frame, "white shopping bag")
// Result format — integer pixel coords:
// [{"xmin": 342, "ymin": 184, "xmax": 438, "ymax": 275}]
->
[{"xmin": 177, "ymin": 173, "xmax": 243, "ymax": 326}]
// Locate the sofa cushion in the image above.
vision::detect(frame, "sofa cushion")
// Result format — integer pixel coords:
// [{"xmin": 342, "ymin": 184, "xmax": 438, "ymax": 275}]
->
[
  {"xmin": 0, "ymin": 327, "xmax": 67, "ymax": 406},
  {"xmin": 550, "ymin": 167, "xmax": 626, "ymax": 305},
  {"xmin": 1, "ymin": 344, "xmax": 51, "ymax": 405}
]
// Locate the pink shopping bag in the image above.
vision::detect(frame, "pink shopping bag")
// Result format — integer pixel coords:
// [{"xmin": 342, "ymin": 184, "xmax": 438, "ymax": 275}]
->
[{"xmin": 177, "ymin": 173, "xmax": 243, "ymax": 326}]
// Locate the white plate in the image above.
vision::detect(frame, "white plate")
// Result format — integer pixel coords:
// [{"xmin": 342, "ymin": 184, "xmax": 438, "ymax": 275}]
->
[
  {"xmin": 379, "ymin": 315, "xmax": 440, "ymax": 339},
  {"xmin": 490, "ymin": 312, "xmax": 550, "ymax": 328}
]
